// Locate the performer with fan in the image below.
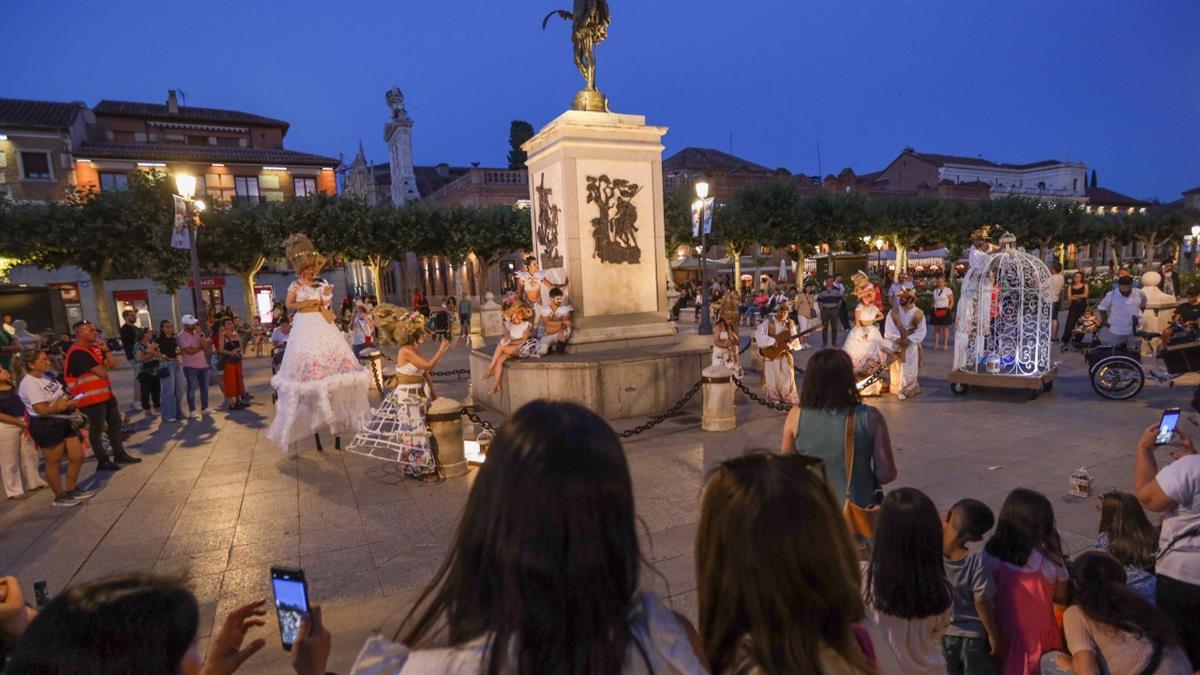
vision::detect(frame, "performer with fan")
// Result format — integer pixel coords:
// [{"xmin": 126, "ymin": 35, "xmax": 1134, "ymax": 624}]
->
[
  {"xmin": 754, "ymin": 300, "xmax": 800, "ymax": 404},
  {"xmin": 711, "ymin": 290, "xmax": 743, "ymax": 376},
  {"xmin": 267, "ymin": 235, "xmax": 371, "ymax": 451}
]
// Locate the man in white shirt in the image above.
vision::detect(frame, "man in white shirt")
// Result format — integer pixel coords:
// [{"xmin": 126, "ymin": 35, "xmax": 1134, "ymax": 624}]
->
[
  {"xmin": 754, "ymin": 302, "xmax": 800, "ymax": 404},
  {"xmin": 1049, "ymin": 262, "xmax": 1065, "ymax": 341},
  {"xmin": 1133, "ymin": 423, "xmax": 1200, "ymax": 666},
  {"xmin": 884, "ymin": 287, "xmax": 926, "ymax": 399},
  {"xmin": 270, "ymin": 319, "xmax": 291, "ymax": 349},
  {"xmin": 1097, "ymin": 275, "xmax": 1147, "ymax": 349}
]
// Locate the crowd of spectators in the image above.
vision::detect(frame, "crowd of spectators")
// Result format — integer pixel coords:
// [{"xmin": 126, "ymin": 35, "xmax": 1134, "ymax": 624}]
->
[{"xmin": 1, "ymin": 347, "xmax": 1197, "ymax": 673}]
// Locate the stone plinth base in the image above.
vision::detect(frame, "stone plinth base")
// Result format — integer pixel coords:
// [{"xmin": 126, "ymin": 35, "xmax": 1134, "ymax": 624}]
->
[
  {"xmin": 566, "ymin": 313, "xmax": 678, "ymax": 354},
  {"xmin": 470, "ymin": 335, "xmax": 709, "ymax": 419}
]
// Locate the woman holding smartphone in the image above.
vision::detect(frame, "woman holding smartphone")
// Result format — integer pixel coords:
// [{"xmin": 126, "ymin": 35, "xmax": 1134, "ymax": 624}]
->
[{"xmin": 16, "ymin": 351, "xmax": 92, "ymax": 507}]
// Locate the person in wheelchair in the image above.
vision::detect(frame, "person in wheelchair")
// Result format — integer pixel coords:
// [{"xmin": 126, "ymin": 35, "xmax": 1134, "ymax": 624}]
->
[{"xmin": 1097, "ymin": 275, "xmax": 1146, "ymax": 351}]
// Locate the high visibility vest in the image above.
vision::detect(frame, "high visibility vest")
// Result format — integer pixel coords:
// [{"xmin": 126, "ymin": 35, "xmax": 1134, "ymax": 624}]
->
[{"xmin": 64, "ymin": 344, "xmax": 113, "ymax": 407}]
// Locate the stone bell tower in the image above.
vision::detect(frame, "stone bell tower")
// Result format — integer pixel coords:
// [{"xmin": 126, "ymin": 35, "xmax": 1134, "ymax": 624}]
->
[{"xmin": 384, "ymin": 86, "xmax": 418, "ymax": 205}]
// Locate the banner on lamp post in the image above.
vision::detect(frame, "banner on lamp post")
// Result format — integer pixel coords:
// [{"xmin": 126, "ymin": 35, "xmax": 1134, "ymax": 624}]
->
[
  {"xmin": 170, "ymin": 195, "xmax": 191, "ymax": 250},
  {"xmin": 691, "ymin": 197, "xmax": 714, "ymax": 237}
]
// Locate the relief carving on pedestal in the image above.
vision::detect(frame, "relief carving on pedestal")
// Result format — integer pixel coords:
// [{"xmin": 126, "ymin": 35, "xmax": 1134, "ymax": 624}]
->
[
  {"xmin": 534, "ymin": 173, "xmax": 563, "ymax": 268},
  {"xmin": 585, "ymin": 174, "xmax": 642, "ymax": 264}
]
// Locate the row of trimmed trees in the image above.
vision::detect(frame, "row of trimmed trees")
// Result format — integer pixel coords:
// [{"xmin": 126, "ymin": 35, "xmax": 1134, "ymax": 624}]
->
[
  {"xmin": 0, "ymin": 171, "xmax": 530, "ymax": 333},
  {"xmin": 664, "ymin": 181, "xmax": 1199, "ymax": 284}
]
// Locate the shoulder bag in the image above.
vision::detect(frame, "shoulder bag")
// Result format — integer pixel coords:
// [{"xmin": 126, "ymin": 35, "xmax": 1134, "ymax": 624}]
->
[{"xmin": 842, "ymin": 409, "xmax": 879, "ymax": 538}]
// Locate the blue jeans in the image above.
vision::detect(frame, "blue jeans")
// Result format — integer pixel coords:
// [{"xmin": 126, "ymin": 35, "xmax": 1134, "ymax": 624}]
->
[
  {"xmin": 942, "ymin": 635, "xmax": 997, "ymax": 675},
  {"xmin": 1039, "ymin": 651, "xmax": 1072, "ymax": 674},
  {"xmin": 458, "ymin": 313, "xmax": 470, "ymax": 335},
  {"xmin": 352, "ymin": 343, "xmax": 367, "ymax": 358},
  {"xmin": 159, "ymin": 361, "xmax": 185, "ymax": 420},
  {"xmin": 183, "ymin": 366, "xmax": 210, "ymax": 412}
]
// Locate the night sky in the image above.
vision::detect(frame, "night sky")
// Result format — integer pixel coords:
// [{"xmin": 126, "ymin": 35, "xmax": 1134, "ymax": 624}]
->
[{"xmin": 7, "ymin": 0, "xmax": 1198, "ymax": 200}]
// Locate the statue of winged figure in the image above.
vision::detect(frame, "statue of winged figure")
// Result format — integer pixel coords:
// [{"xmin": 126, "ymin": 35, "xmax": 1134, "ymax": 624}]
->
[{"xmin": 543, "ymin": 0, "xmax": 611, "ymax": 110}]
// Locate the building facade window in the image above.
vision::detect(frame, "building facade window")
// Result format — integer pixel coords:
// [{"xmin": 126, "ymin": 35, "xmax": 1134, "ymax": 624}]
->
[
  {"xmin": 19, "ymin": 151, "xmax": 53, "ymax": 180},
  {"xmin": 234, "ymin": 176, "xmax": 260, "ymax": 205},
  {"xmin": 293, "ymin": 177, "xmax": 317, "ymax": 197},
  {"xmin": 99, "ymin": 172, "xmax": 128, "ymax": 191}
]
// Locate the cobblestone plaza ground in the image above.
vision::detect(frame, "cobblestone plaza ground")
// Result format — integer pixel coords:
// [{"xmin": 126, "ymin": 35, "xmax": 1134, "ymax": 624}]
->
[{"xmin": 1, "ymin": 325, "xmax": 1191, "ymax": 673}]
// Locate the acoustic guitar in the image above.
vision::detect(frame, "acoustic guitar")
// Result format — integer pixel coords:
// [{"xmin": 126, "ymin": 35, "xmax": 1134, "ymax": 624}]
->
[{"xmin": 758, "ymin": 322, "xmax": 823, "ymax": 360}]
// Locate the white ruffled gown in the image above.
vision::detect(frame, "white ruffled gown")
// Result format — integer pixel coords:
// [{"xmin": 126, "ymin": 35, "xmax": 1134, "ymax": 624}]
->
[{"xmin": 267, "ymin": 280, "xmax": 371, "ymax": 449}]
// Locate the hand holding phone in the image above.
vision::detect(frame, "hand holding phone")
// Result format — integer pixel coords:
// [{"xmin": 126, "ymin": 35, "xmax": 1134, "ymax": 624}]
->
[
  {"xmin": 1156, "ymin": 407, "xmax": 1181, "ymax": 445},
  {"xmin": 270, "ymin": 567, "xmax": 309, "ymax": 651}
]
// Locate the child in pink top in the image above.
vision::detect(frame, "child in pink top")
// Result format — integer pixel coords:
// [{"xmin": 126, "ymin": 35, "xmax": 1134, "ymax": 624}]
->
[{"xmin": 982, "ymin": 488, "xmax": 1071, "ymax": 675}]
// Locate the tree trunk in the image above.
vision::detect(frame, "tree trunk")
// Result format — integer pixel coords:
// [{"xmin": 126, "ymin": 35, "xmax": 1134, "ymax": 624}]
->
[
  {"xmin": 794, "ymin": 246, "xmax": 807, "ymax": 285},
  {"xmin": 239, "ymin": 256, "xmax": 266, "ymax": 323},
  {"xmin": 893, "ymin": 239, "xmax": 908, "ymax": 274},
  {"xmin": 1040, "ymin": 237, "xmax": 1054, "ymax": 265},
  {"xmin": 729, "ymin": 247, "xmax": 741, "ymax": 291},
  {"xmin": 92, "ymin": 276, "xmax": 117, "ymax": 337},
  {"xmin": 367, "ymin": 255, "xmax": 388, "ymax": 302}
]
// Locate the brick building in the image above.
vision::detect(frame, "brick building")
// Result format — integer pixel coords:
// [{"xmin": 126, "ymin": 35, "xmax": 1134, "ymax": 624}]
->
[{"xmin": 0, "ymin": 98, "xmax": 91, "ymax": 202}]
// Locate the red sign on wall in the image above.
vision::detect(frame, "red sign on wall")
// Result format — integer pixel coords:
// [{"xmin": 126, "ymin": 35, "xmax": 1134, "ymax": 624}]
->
[{"xmin": 186, "ymin": 277, "xmax": 226, "ymax": 288}]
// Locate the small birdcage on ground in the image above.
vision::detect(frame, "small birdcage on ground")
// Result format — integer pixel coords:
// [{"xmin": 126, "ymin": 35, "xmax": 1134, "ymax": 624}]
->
[{"xmin": 950, "ymin": 232, "xmax": 1057, "ymax": 399}]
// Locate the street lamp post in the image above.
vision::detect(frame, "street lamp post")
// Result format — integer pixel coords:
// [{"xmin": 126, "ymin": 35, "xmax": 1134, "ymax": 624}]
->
[
  {"xmin": 695, "ymin": 178, "xmax": 713, "ymax": 336},
  {"xmin": 174, "ymin": 174, "xmax": 208, "ymax": 334}
]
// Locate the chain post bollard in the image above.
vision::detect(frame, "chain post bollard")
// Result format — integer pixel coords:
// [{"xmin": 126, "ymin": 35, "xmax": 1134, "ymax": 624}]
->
[
  {"xmin": 732, "ymin": 376, "xmax": 793, "ymax": 412},
  {"xmin": 617, "ymin": 378, "xmax": 703, "ymax": 439},
  {"xmin": 701, "ymin": 365, "xmax": 737, "ymax": 432},
  {"xmin": 428, "ymin": 397, "xmax": 469, "ymax": 478}
]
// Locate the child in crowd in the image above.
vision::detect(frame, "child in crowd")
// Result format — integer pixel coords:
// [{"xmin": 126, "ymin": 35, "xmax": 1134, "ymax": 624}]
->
[
  {"xmin": 941, "ymin": 498, "xmax": 1000, "ymax": 675},
  {"xmin": 1095, "ymin": 490, "xmax": 1159, "ymax": 603},
  {"xmin": 983, "ymin": 488, "xmax": 1072, "ymax": 675},
  {"xmin": 863, "ymin": 487, "xmax": 953, "ymax": 674},
  {"xmin": 1071, "ymin": 306, "xmax": 1100, "ymax": 347}
]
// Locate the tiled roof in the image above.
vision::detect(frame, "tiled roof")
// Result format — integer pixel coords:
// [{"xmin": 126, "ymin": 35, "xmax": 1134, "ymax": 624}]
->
[
  {"xmin": 0, "ymin": 98, "xmax": 85, "ymax": 130},
  {"xmin": 1183, "ymin": 186, "xmax": 1200, "ymax": 195},
  {"xmin": 1086, "ymin": 186, "xmax": 1148, "ymax": 207},
  {"xmin": 93, "ymin": 100, "xmax": 289, "ymax": 130},
  {"xmin": 663, "ymin": 147, "xmax": 773, "ymax": 175},
  {"xmin": 76, "ymin": 143, "xmax": 338, "ymax": 167},
  {"xmin": 906, "ymin": 150, "xmax": 1065, "ymax": 170}
]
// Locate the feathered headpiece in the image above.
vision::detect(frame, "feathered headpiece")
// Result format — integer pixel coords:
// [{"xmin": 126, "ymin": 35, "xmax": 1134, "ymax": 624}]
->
[
  {"xmin": 284, "ymin": 234, "xmax": 326, "ymax": 274},
  {"xmin": 372, "ymin": 304, "xmax": 426, "ymax": 346}
]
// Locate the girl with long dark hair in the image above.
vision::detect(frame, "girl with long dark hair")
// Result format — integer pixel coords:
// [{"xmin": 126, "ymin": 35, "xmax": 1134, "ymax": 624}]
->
[
  {"xmin": 862, "ymin": 487, "xmax": 953, "ymax": 674},
  {"xmin": 696, "ymin": 452, "xmax": 898, "ymax": 674},
  {"xmin": 293, "ymin": 400, "xmax": 706, "ymax": 674},
  {"xmin": 1095, "ymin": 490, "xmax": 1159, "ymax": 603},
  {"xmin": 983, "ymin": 488, "xmax": 1071, "ymax": 675},
  {"xmin": 1040, "ymin": 551, "xmax": 1191, "ymax": 675}
]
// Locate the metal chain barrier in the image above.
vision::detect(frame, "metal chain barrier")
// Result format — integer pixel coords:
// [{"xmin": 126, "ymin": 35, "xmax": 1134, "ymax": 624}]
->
[
  {"xmin": 732, "ymin": 376, "xmax": 793, "ymax": 412},
  {"xmin": 618, "ymin": 378, "xmax": 703, "ymax": 438},
  {"xmin": 463, "ymin": 408, "xmax": 496, "ymax": 433},
  {"xmin": 429, "ymin": 368, "xmax": 471, "ymax": 378}
]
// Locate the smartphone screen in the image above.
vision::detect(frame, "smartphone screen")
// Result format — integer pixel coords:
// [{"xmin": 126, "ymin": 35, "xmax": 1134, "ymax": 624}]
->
[
  {"xmin": 1156, "ymin": 407, "xmax": 1181, "ymax": 445},
  {"xmin": 270, "ymin": 567, "xmax": 309, "ymax": 651}
]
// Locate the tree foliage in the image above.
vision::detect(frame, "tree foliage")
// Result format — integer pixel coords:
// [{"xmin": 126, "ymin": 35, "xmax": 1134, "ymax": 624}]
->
[{"xmin": 507, "ymin": 120, "xmax": 535, "ymax": 170}]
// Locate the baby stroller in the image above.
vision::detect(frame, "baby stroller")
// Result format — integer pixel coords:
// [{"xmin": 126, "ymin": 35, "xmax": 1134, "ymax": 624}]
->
[
  {"xmin": 430, "ymin": 310, "xmax": 452, "ymax": 342},
  {"xmin": 270, "ymin": 343, "xmax": 286, "ymax": 404}
]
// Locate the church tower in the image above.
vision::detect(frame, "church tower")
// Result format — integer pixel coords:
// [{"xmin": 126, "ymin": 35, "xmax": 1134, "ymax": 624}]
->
[
  {"xmin": 343, "ymin": 141, "xmax": 377, "ymax": 205},
  {"xmin": 384, "ymin": 86, "xmax": 419, "ymax": 205}
]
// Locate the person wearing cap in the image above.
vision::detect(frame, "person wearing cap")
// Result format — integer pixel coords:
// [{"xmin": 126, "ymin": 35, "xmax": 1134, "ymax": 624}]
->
[
  {"xmin": 884, "ymin": 286, "xmax": 926, "ymax": 399},
  {"xmin": 177, "ymin": 314, "xmax": 215, "ymax": 419},
  {"xmin": 1097, "ymin": 275, "xmax": 1147, "ymax": 350}
]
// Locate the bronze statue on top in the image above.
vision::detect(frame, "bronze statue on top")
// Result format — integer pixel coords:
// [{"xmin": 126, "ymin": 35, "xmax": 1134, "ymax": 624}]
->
[{"xmin": 542, "ymin": 0, "xmax": 611, "ymax": 112}]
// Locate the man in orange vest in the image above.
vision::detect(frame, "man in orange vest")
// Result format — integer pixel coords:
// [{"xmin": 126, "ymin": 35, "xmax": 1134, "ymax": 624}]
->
[{"xmin": 65, "ymin": 320, "xmax": 142, "ymax": 471}]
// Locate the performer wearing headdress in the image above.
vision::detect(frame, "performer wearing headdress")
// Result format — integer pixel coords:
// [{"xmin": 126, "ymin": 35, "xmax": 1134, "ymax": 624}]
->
[
  {"xmin": 884, "ymin": 286, "xmax": 927, "ymax": 399},
  {"xmin": 842, "ymin": 272, "xmax": 892, "ymax": 396},
  {"xmin": 711, "ymin": 290, "xmax": 743, "ymax": 376},
  {"xmin": 345, "ymin": 306, "xmax": 450, "ymax": 480},
  {"xmin": 968, "ymin": 226, "xmax": 997, "ymax": 271},
  {"xmin": 754, "ymin": 300, "xmax": 800, "ymax": 404},
  {"xmin": 516, "ymin": 256, "xmax": 569, "ymax": 309},
  {"xmin": 268, "ymin": 235, "xmax": 371, "ymax": 450},
  {"xmin": 483, "ymin": 300, "xmax": 540, "ymax": 395}
]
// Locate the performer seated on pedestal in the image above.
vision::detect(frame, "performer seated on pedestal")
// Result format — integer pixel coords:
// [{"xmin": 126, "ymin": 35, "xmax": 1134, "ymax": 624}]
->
[
  {"xmin": 483, "ymin": 302, "xmax": 540, "ymax": 395},
  {"xmin": 345, "ymin": 307, "xmax": 450, "ymax": 481},
  {"xmin": 755, "ymin": 301, "xmax": 801, "ymax": 405},
  {"xmin": 842, "ymin": 272, "xmax": 893, "ymax": 397},
  {"xmin": 884, "ymin": 287, "xmax": 926, "ymax": 400},
  {"xmin": 535, "ymin": 288, "xmax": 573, "ymax": 356},
  {"xmin": 517, "ymin": 256, "xmax": 568, "ymax": 309},
  {"xmin": 712, "ymin": 291, "xmax": 743, "ymax": 377}
]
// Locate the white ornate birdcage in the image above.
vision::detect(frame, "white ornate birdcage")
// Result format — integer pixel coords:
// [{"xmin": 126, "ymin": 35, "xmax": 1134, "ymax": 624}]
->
[{"xmin": 953, "ymin": 232, "xmax": 1053, "ymax": 377}]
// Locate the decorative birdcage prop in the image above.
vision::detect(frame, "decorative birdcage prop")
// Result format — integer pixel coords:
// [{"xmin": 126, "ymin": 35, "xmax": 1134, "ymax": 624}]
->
[{"xmin": 953, "ymin": 232, "xmax": 1053, "ymax": 378}]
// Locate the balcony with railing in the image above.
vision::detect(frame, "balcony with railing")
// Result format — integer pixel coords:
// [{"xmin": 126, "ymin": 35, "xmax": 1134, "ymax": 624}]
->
[{"xmin": 423, "ymin": 167, "xmax": 529, "ymax": 206}]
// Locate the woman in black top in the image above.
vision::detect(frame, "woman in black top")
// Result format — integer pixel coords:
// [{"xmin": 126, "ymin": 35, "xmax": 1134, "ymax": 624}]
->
[
  {"xmin": 155, "ymin": 320, "xmax": 184, "ymax": 423},
  {"xmin": 1060, "ymin": 271, "xmax": 1089, "ymax": 342}
]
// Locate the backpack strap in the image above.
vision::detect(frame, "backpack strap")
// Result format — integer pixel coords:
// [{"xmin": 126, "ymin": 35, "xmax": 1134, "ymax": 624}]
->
[{"xmin": 844, "ymin": 409, "xmax": 857, "ymax": 501}]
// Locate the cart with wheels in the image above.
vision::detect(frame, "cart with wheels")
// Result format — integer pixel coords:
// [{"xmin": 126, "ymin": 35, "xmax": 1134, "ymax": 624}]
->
[{"xmin": 950, "ymin": 231, "xmax": 1055, "ymax": 399}]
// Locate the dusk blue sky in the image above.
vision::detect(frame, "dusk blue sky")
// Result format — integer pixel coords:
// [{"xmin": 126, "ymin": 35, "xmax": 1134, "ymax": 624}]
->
[{"xmin": 8, "ymin": 1, "xmax": 1198, "ymax": 201}]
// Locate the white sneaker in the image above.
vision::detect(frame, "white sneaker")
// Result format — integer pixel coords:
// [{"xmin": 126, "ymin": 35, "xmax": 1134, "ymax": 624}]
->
[
  {"xmin": 163, "ymin": 417, "xmax": 179, "ymax": 423},
  {"xmin": 202, "ymin": 408, "xmax": 216, "ymax": 415},
  {"xmin": 187, "ymin": 412, "xmax": 199, "ymax": 420},
  {"xmin": 131, "ymin": 403, "xmax": 144, "ymax": 411}
]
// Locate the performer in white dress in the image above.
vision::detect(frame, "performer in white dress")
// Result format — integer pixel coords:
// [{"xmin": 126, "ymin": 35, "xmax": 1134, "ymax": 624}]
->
[
  {"xmin": 268, "ymin": 235, "xmax": 371, "ymax": 450},
  {"xmin": 842, "ymin": 272, "xmax": 892, "ymax": 396},
  {"xmin": 884, "ymin": 287, "xmax": 927, "ymax": 399},
  {"xmin": 482, "ymin": 301, "xmax": 539, "ymax": 395},
  {"xmin": 967, "ymin": 226, "xmax": 997, "ymax": 272},
  {"xmin": 754, "ymin": 301, "xmax": 800, "ymax": 404},
  {"xmin": 345, "ymin": 307, "xmax": 450, "ymax": 480},
  {"xmin": 711, "ymin": 290, "xmax": 743, "ymax": 376}
]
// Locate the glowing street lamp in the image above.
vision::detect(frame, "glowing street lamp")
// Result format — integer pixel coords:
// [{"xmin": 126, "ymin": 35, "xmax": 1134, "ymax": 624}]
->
[{"xmin": 174, "ymin": 172, "xmax": 207, "ymax": 329}]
